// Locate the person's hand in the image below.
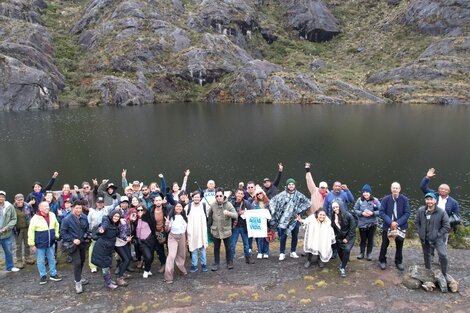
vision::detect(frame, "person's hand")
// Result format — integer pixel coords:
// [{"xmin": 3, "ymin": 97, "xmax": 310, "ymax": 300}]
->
[
  {"xmin": 122, "ymin": 169, "xmax": 127, "ymax": 178},
  {"xmin": 102, "ymin": 179, "xmax": 109, "ymax": 184},
  {"xmin": 52, "ymin": 172, "xmax": 59, "ymax": 178},
  {"xmin": 164, "ymin": 216, "xmax": 170, "ymax": 227},
  {"xmin": 30, "ymin": 199, "xmax": 36, "ymax": 206},
  {"xmin": 341, "ymin": 184, "xmax": 349, "ymax": 190},
  {"xmin": 98, "ymin": 227, "xmax": 104, "ymax": 234},
  {"xmin": 426, "ymin": 168, "xmax": 436, "ymax": 179},
  {"xmin": 295, "ymin": 214, "xmax": 303, "ymax": 223},
  {"xmin": 305, "ymin": 162, "xmax": 310, "ymax": 169},
  {"xmin": 239, "ymin": 209, "xmax": 245, "ymax": 215},
  {"xmin": 74, "ymin": 185, "xmax": 80, "ymax": 193},
  {"xmin": 238, "ymin": 182, "xmax": 245, "ymax": 189},
  {"xmin": 31, "ymin": 246, "xmax": 37, "ymax": 254},
  {"xmin": 92, "ymin": 178, "xmax": 98, "ymax": 186},
  {"xmin": 120, "ymin": 218, "xmax": 126, "ymax": 225},
  {"xmin": 391, "ymin": 221, "xmax": 398, "ymax": 229},
  {"xmin": 278, "ymin": 163, "xmax": 284, "ymax": 172},
  {"xmin": 223, "ymin": 210, "xmax": 231, "ymax": 216},
  {"xmin": 127, "ymin": 236, "xmax": 133, "ymax": 243},
  {"xmin": 343, "ymin": 239, "xmax": 348, "ymax": 244},
  {"xmin": 158, "ymin": 173, "xmax": 163, "ymax": 178},
  {"xmin": 184, "ymin": 169, "xmax": 190, "ymax": 177},
  {"xmin": 73, "ymin": 239, "xmax": 81, "ymax": 245},
  {"xmin": 111, "ymin": 194, "xmax": 117, "ymax": 199}
]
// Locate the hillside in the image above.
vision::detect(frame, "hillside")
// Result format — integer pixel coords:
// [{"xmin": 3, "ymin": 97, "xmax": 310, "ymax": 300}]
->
[{"xmin": 1, "ymin": 0, "xmax": 469, "ymax": 110}]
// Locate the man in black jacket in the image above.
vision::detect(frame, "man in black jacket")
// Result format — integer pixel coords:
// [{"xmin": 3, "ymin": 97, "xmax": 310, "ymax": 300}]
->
[
  {"xmin": 415, "ymin": 193, "xmax": 450, "ymax": 277},
  {"xmin": 262, "ymin": 163, "xmax": 283, "ymax": 200}
]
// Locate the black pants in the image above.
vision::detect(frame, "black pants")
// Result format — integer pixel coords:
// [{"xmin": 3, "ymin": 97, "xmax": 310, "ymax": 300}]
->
[
  {"xmin": 213, "ymin": 237, "xmax": 231, "ymax": 265},
  {"xmin": 115, "ymin": 244, "xmax": 132, "ymax": 277},
  {"xmin": 139, "ymin": 236, "xmax": 156, "ymax": 272},
  {"xmin": 379, "ymin": 230, "xmax": 404, "ymax": 265},
  {"xmin": 422, "ymin": 239, "xmax": 448, "ymax": 274},
  {"xmin": 154, "ymin": 240, "xmax": 166, "ymax": 266},
  {"xmin": 71, "ymin": 245, "xmax": 86, "ymax": 282},
  {"xmin": 337, "ymin": 240, "xmax": 354, "ymax": 269},
  {"xmin": 359, "ymin": 225, "xmax": 376, "ymax": 254}
]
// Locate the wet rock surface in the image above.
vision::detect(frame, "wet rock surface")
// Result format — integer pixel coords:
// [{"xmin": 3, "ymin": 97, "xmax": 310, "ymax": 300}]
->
[{"xmin": 1, "ymin": 245, "xmax": 469, "ymax": 312}]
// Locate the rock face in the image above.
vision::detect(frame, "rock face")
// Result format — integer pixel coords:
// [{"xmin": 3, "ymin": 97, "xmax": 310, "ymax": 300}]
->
[
  {"xmin": 0, "ymin": 0, "xmax": 63, "ymax": 111},
  {"xmin": 402, "ymin": 0, "xmax": 470, "ymax": 36},
  {"xmin": 282, "ymin": 0, "xmax": 340, "ymax": 42}
]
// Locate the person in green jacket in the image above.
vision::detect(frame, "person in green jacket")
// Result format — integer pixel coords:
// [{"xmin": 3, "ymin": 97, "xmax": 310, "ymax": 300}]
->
[
  {"xmin": 14, "ymin": 193, "xmax": 34, "ymax": 268},
  {"xmin": 208, "ymin": 188, "xmax": 238, "ymax": 271}
]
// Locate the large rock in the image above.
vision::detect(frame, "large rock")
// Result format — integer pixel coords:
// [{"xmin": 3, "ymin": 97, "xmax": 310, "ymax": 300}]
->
[
  {"xmin": 94, "ymin": 75, "xmax": 154, "ymax": 107},
  {"xmin": 282, "ymin": 0, "xmax": 340, "ymax": 42},
  {"xmin": 402, "ymin": 0, "xmax": 470, "ymax": 36},
  {"xmin": 419, "ymin": 36, "xmax": 470, "ymax": 59},
  {"xmin": 176, "ymin": 33, "xmax": 253, "ymax": 85},
  {"xmin": 0, "ymin": 0, "xmax": 43, "ymax": 24},
  {"xmin": 1, "ymin": 54, "xmax": 59, "ymax": 111}
]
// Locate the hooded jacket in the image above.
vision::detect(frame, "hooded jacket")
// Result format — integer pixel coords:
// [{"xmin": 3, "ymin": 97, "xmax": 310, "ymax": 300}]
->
[{"xmin": 27, "ymin": 211, "xmax": 59, "ymax": 249}]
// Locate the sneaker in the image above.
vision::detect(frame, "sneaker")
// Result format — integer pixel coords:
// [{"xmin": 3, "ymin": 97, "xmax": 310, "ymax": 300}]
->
[
  {"xmin": 80, "ymin": 278, "xmax": 89, "ymax": 285},
  {"xmin": 211, "ymin": 264, "xmax": 219, "ymax": 271},
  {"xmin": 7, "ymin": 267, "xmax": 20, "ymax": 272},
  {"xmin": 257, "ymin": 253, "xmax": 263, "ymax": 259},
  {"xmin": 16, "ymin": 261, "xmax": 25, "ymax": 269},
  {"xmin": 290, "ymin": 252, "xmax": 299, "ymax": 258},
  {"xmin": 75, "ymin": 281, "xmax": 83, "ymax": 294},
  {"xmin": 143, "ymin": 271, "xmax": 150, "ymax": 278},
  {"xmin": 201, "ymin": 264, "xmax": 208, "ymax": 272},
  {"xmin": 227, "ymin": 261, "xmax": 234, "ymax": 270},
  {"xmin": 396, "ymin": 263, "xmax": 405, "ymax": 271},
  {"xmin": 116, "ymin": 277, "xmax": 128, "ymax": 287},
  {"xmin": 90, "ymin": 268, "xmax": 98, "ymax": 273},
  {"xmin": 304, "ymin": 260, "xmax": 312, "ymax": 269},
  {"xmin": 39, "ymin": 276, "xmax": 47, "ymax": 285},
  {"xmin": 49, "ymin": 274, "xmax": 62, "ymax": 282},
  {"xmin": 339, "ymin": 268, "xmax": 346, "ymax": 278},
  {"xmin": 263, "ymin": 254, "xmax": 269, "ymax": 259},
  {"xmin": 279, "ymin": 253, "xmax": 286, "ymax": 261},
  {"xmin": 189, "ymin": 265, "xmax": 198, "ymax": 273},
  {"xmin": 379, "ymin": 262, "xmax": 387, "ymax": 270},
  {"xmin": 366, "ymin": 254, "xmax": 372, "ymax": 261},
  {"xmin": 357, "ymin": 253, "xmax": 364, "ymax": 260}
]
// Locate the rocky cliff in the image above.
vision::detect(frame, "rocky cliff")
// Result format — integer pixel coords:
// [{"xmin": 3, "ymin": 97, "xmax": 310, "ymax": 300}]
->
[{"xmin": 1, "ymin": 0, "xmax": 469, "ymax": 110}]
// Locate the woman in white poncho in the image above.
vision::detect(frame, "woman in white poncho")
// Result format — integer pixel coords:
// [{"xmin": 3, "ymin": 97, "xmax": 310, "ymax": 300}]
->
[{"xmin": 297, "ymin": 209, "xmax": 336, "ymax": 268}]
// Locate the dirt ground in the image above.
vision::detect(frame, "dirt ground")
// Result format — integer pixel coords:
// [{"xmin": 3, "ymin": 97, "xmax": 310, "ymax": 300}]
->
[{"xmin": 1, "ymin": 238, "xmax": 469, "ymax": 313}]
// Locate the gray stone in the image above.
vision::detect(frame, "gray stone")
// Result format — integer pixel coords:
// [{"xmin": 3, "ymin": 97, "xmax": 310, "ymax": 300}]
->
[
  {"xmin": 269, "ymin": 76, "xmax": 302, "ymax": 103},
  {"xmin": 402, "ymin": 275, "xmax": 422, "ymax": 289},
  {"xmin": 94, "ymin": 76, "xmax": 154, "ymax": 107},
  {"xmin": 310, "ymin": 59, "xmax": 327, "ymax": 71},
  {"xmin": 282, "ymin": 0, "xmax": 340, "ymax": 42}
]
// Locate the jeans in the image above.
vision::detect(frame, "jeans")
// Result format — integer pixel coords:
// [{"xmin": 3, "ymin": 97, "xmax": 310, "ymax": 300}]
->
[
  {"xmin": 115, "ymin": 244, "xmax": 132, "ymax": 277},
  {"xmin": 191, "ymin": 247, "xmax": 207, "ymax": 266},
  {"xmin": 337, "ymin": 240, "xmax": 354, "ymax": 269},
  {"xmin": 154, "ymin": 240, "xmax": 166, "ymax": 266},
  {"xmin": 139, "ymin": 236, "xmax": 156, "ymax": 272},
  {"xmin": 422, "ymin": 239, "xmax": 448, "ymax": 274},
  {"xmin": 359, "ymin": 225, "xmax": 376, "ymax": 255},
  {"xmin": 70, "ymin": 245, "xmax": 86, "ymax": 282},
  {"xmin": 231, "ymin": 226, "xmax": 250, "ymax": 259},
  {"xmin": 0, "ymin": 235, "xmax": 14, "ymax": 270},
  {"xmin": 279, "ymin": 221, "xmax": 300, "ymax": 254},
  {"xmin": 379, "ymin": 230, "xmax": 404, "ymax": 265},
  {"xmin": 36, "ymin": 245, "xmax": 57, "ymax": 277},
  {"xmin": 213, "ymin": 237, "xmax": 231, "ymax": 265},
  {"xmin": 256, "ymin": 238, "xmax": 269, "ymax": 255}
]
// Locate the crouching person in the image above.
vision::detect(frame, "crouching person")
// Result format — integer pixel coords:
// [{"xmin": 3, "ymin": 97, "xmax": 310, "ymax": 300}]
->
[{"xmin": 60, "ymin": 200, "xmax": 90, "ymax": 293}]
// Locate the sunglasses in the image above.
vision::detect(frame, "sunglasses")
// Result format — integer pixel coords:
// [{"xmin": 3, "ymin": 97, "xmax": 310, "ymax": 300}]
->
[{"xmin": 256, "ymin": 193, "xmax": 263, "ymax": 196}]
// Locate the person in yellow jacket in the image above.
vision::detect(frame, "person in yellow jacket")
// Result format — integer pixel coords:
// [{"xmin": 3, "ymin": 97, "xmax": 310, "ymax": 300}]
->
[{"xmin": 28, "ymin": 201, "xmax": 62, "ymax": 285}]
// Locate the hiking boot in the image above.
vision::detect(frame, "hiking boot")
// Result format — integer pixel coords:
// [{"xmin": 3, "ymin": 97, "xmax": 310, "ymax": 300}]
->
[
  {"xmin": 16, "ymin": 261, "xmax": 25, "ymax": 269},
  {"xmin": 122, "ymin": 272, "xmax": 131, "ymax": 279},
  {"xmin": 201, "ymin": 264, "xmax": 208, "ymax": 272},
  {"xmin": 136, "ymin": 261, "xmax": 143, "ymax": 269},
  {"xmin": 39, "ymin": 276, "xmax": 47, "ymax": 285},
  {"xmin": 357, "ymin": 253, "xmax": 364, "ymax": 260},
  {"xmin": 227, "ymin": 261, "xmax": 234, "ymax": 269},
  {"xmin": 245, "ymin": 256, "xmax": 255, "ymax": 264},
  {"xmin": 75, "ymin": 281, "xmax": 83, "ymax": 294},
  {"xmin": 211, "ymin": 263, "xmax": 219, "ymax": 271},
  {"xmin": 379, "ymin": 262, "xmax": 387, "ymax": 270},
  {"xmin": 396, "ymin": 263, "xmax": 405, "ymax": 271},
  {"xmin": 116, "ymin": 277, "xmax": 128, "ymax": 287},
  {"xmin": 189, "ymin": 265, "xmax": 198, "ymax": 273},
  {"xmin": 49, "ymin": 274, "xmax": 62, "ymax": 282},
  {"xmin": 339, "ymin": 268, "xmax": 346, "ymax": 278},
  {"xmin": 25, "ymin": 258, "xmax": 35, "ymax": 265},
  {"xmin": 366, "ymin": 253, "xmax": 372, "ymax": 261}
]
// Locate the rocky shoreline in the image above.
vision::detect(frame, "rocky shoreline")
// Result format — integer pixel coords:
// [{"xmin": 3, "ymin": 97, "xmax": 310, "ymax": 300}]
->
[{"xmin": 1, "ymin": 0, "xmax": 469, "ymax": 110}]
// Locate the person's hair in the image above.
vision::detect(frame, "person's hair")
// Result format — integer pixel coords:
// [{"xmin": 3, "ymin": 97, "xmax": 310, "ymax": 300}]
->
[
  {"xmin": 73, "ymin": 199, "xmax": 87, "ymax": 207},
  {"xmin": 361, "ymin": 193, "xmax": 374, "ymax": 201},
  {"xmin": 253, "ymin": 191, "xmax": 269, "ymax": 204},
  {"xmin": 82, "ymin": 181, "xmax": 90, "ymax": 187},
  {"xmin": 332, "ymin": 201, "xmax": 343, "ymax": 223},
  {"xmin": 192, "ymin": 190, "xmax": 201, "ymax": 197},
  {"xmin": 236, "ymin": 188, "xmax": 245, "ymax": 194},
  {"xmin": 315, "ymin": 209, "xmax": 327, "ymax": 219},
  {"xmin": 45, "ymin": 191, "xmax": 57, "ymax": 203},
  {"xmin": 216, "ymin": 187, "xmax": 225, "ymax": 194},
  {"xmin": 246, "ymin": 181, "xmax": 255, "ymax": 186},
  {"xmin": 168, "ymin": 202, "xmax": 188, "ymax": 223},
  {"xmin": 32, "ymin": 181, "xmax": 43, "ymax": 189}
]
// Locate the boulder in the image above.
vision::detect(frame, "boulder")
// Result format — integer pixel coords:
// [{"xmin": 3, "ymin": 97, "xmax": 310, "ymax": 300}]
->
[
  {"xmin": 402, "ymin": 0, "xmax": 470, "ymax": 36},
  {"xmin": 0, "ymin": 54, "xmax": 59, "ymax": 111},
  {"xmin": 329, "ymin": 80, "xmax": 384, "ymax": 103},
  {"xmin": 268, "ymin": 76, "xmax": 302, "ymax": 103},
  {"xmin": 0, "ymin": 0, "xmax": 42, "ymax": 24},
  {"xmin": 367, "ymin": 65, "xmax": 445, "ymax": 84},
  {"xmin": 282, "ymin": 0, "xmax": 340, "ymax": 42},
  {"xmin": 94, "ymin": 75, "xmax": 154, "ymax": 107},
  {"xmin": 419, "ymin": 37, "xmax": 470, "ymax": 59}
]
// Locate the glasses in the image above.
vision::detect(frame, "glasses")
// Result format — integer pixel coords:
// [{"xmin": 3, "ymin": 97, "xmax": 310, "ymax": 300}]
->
[
  {"xmin": 256, "ymin": 193, "xmax": 263, "ymax": 196},
  {"xmin": 247, "ymin": 186, "xmax": 254, "ymax": 189},
  {"xmin": 216, "ymin": 195, "xmax": 224, "ymax": 198},
  {"xmin": 83, "ymin": 186, "xmax": 90, "ymax": 189}
]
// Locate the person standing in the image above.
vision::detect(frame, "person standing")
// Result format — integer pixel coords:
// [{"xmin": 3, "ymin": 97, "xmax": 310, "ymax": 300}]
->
[
  {"xmin": 0, "ymin": 191, "xmax": 19, "ymax": 272},
  {"xmin": 60, "ymin": 200, "xmax": 90, "ymax": 293},
  {"xmin": 305, "ymin": 162, "xmax": 328, "ymax": 215},
  {"xmin": 87, "ymin": 197, "xmax": 106, "ymax": 273},
  {"xmin": 208, "ymin": 188, "xmax": 238, "ymax": 271},
  {"xmin": 230, "ymin": 188, "xmax": 255, "ymax": 265},
  {"xmin": 13, "ymin": 193, "xmax": 34, "ymax": 268},
  {"xmin": 270, "ymin": 178, "xmax": 311, "ymax": 260},
  {"xmin": 331, "ymin": 201, "xmax": 356, "ymax": 278},
  {"xmin": 262, "ymin": 163, "xmax": 284, "ymax": 199},
  {"xmin": 416, "ymin": 193, "xmax": 451, "ymax": 277},
  {"xmin": 28, "ymin": 201, "xmax": 62, "ymax": 284},
  {"xmin": 163, "ymin": 202, "xmax": 188, "ymax": 283},
  {"xmin": 378, "ymin": 182, "xmax": 410, "ymax": 271},
  {"xmin": 354, "ymin": 184, "xmax": 380, "ymax": 261},
  {"xmin": 420, "ymin": 168, "xmax": 460, "ymax": 233},
  {"xmin": 185, "ymin": 191, "xmax": 209, "ymax": 273},
  {"xmin": 25, "ymin": 172, "xmax": 59, "ymax": 214}
]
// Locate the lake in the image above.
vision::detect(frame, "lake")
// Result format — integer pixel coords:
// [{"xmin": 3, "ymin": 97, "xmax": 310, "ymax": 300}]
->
[{"xmin": 0, "ymin": 103, "xmax": 468, "ymax": 221}]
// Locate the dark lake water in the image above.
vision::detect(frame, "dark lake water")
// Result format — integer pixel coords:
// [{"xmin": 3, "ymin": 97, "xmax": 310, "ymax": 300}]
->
[{"xmin": 0, "ymin": 103, "xmax": 468, "ymax": 221}]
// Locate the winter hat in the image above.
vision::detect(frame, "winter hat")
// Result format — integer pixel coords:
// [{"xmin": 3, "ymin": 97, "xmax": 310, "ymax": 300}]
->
[
  {"xmin": 254, "ymin": 186, "xmax": 264, "ymax": 195},
  {"xmin": 286, "ymin": 178, "xmax": 296, "ymax": 185},
  {"xmin": 361, "ymin": 184, "xmax": 372, "ymax": 193}
]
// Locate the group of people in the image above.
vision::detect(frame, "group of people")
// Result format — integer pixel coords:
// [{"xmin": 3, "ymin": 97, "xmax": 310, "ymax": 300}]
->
[{"xmin": 0, "ymin": 165, "xmax": 460, "ymax": 293}]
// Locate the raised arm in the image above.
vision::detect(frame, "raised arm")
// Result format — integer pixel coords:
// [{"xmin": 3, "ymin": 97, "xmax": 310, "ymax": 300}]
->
[
  {"xmin": 272, "ymin": 163, "xmax": 283, "ymax": 188},
  {"xmin": 305, "ymin": 162, "xmax": 317, "ymax": 195}
]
